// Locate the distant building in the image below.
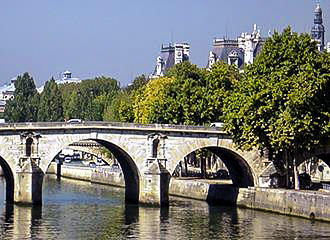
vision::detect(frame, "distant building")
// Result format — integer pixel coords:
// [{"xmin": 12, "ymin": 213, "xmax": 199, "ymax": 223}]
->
[
  {"xmin": 0, "ymin": 77, "xmax": 16, "ymax": 113},
  {"xmin": 207, "ymin": 24, "xmax": 265, "ymax": 71},
  {"xmin": 37, "ymin": 70, "xmax": 81, "ymax": 93},
  {"xmin": 150, "ymin": 43, "xmax": 190, "ymax": 78},
  {"xmin": 56, "ymin": 70, "xmax": 81, "ymax": 85},
  {"xmin": 311, "ymin": 2, "xmax": 325, "ymax": 51}
]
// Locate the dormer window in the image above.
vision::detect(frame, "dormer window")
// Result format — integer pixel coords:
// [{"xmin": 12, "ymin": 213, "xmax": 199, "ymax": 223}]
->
[{"xmin": 228, "ymin": 50, "xmax": 239, "ymax": 67}]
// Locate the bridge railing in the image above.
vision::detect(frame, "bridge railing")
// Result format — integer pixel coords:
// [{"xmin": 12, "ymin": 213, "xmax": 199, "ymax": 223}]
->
[{"xmin": 0, "ymin": 121, "xmax": 225, "ymax": 132}]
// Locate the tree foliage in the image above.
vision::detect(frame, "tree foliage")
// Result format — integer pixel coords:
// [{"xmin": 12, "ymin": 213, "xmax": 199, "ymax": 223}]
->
[
  {"xmin": 140, "ymin": 61, "xmax": 239, "ymax": 125},
  {"xmin": 133, "ymin": 76, "xmax": 175, "ymax": 123},
  {"xmin": 4, "ymin": 72, "xmax": 39, "ymax": 122},
  {"xmin": 38, "ymin": 78, "xmax": 63, "ymax": 121},
  {"xmin": 223, "ymin": 27, "xmax": 330, "ymax": 156},
  {"xmin": 60, "ymin": 76, "xmax": 120, "ymax": 121},
  {"xmin": 103, "ymin": 91, "xmax": 134, "ymax": 122}
]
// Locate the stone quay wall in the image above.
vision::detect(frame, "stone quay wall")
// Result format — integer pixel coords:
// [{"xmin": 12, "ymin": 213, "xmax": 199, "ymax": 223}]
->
[
  {"xmin": 47, "ymin": 163, "xmax": 124, "ymax": 186},
  {"xmin": 47, "ymin": 163, "xmax": 330, "ymax": 222},
  {"xmin": 170, "ymin": 178, "xmax": 330, "ymax": 222}
]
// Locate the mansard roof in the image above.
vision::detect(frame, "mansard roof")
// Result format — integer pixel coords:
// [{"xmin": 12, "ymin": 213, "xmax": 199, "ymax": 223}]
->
[{"xmin": 211, "ymin": 44, "xmax": 244, "ymax": 69}]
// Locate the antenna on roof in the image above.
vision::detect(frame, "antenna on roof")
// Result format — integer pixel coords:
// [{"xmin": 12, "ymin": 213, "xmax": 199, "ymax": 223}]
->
[{"xmin": 171, "ymin": 30, "xmax": 174, "ymax": 44}]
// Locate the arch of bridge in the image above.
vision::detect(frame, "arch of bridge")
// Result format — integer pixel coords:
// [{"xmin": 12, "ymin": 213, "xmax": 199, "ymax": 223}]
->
[
  {"xmin": 165, "ymin": 137, "xmax": 267, "ymax": 186},
  {"xmin": 296, "ymin": 144, "xmax": 330, "ymax": 167}
]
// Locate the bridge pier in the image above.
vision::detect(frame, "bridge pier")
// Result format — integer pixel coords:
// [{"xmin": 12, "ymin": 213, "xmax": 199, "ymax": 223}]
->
[
  {"xmin": 14, "ymin": 159, "xmax": 44, "ymax": 205},
  {"xmin": 139, "ymin": 159, "xmax": 171, "ymax": 206}
]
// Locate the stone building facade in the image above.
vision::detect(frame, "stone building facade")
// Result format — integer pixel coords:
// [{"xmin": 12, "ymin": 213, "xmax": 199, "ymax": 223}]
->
[
  {"xmin": 150, "ymin": 43, "xmax": 190, "ymax": 78},
  {"xmin": 207, "ymin": 24, "xmax": 265, "ymax": 71}
]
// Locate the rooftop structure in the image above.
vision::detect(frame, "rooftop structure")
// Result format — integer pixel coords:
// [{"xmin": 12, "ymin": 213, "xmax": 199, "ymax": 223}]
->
[
  {"xmin": 207, "ymin": 24, "xmax": 265, "ymax": 71},
  {"xmin": 311, "ymin": 2, "xmax": 325, "ymax": 51},
  {"xmin": 150, "ymin": 43, "xmax": 190, "ymax": 78},
  {"xmin": 0, "ymin": 78, "xmax": 16, "ymax": 113},
  {"xmin": 37, "ymin": 70, "xmax": 81, "ymax": 93}
]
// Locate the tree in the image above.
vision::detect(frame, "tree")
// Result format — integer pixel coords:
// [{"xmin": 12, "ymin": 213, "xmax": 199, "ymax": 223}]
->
[
  {"xmin": 65, "ymin": 91, "xmax": 80, "ymax": 120},
  {"xmin": 149, "ymin": 62, "xmax": 207, "ymax": 125},
  {"xmin": 4, "ymin": 72, "xmax": 39, "ymax": 122},
  {"xmin": 61, "ymin": 76, "xmax": 120, "ymax": 121},
  {"xmin": 222, "ymin": 27, "xmax": 330, "ymax": 188},
  {"xmin": 125, "ymin": 74, "xmax": 149, "ymax": 93},
  {"xmin": 133, "ymin": 76, "xmax": 175, "ymax": 123},
  {"xmin": 38, "ymin": 78, "xmax": 64, "ymax": 121},
  {"xmin": 148, "ymin": 61, "xmax": 239, "ymax": 125},
  {"xmin": 203, "ymin": 62, "xmax": 240, "ymax": 122},
  {"xmin": 103, "ymin": 91, "xmax": 134, "ymax": 122}
]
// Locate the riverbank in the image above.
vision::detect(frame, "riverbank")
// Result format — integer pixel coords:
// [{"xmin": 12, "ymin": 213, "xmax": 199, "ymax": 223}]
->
[{"xmin": 47, "ymin": 163, "xmax": 330, "ymax": 222}]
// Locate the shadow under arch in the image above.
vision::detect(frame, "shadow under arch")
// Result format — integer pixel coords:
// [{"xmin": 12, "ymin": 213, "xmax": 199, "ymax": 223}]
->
[
  {"xmin": 317, "ymin": 153, "xmax": 330, "ymax": 167},
  {"xmin": 93, "ymin": 139, "xmax": 140, "ymax": 204},
  {"xmin": 0, "ymin": 156, "xmax": 14, "ymax": 203},
  {"xmin": 178, "ymin": 146, "xmax": 254, "ymax": 188},
  {"xmin": 207, "ymin": 147, "xmax": 254, "ymax": 187}
]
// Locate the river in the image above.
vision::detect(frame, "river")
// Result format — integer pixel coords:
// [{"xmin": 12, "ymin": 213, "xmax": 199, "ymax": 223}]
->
[{"xmin": 0, "ymin": 175, "xmax": 330, "ymax": 239}]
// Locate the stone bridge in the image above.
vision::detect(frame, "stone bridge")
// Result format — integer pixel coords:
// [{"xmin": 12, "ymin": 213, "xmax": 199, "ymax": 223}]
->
[{"xmin": 0, "ymin": 121, "xmax": 324, "ymax": 206}]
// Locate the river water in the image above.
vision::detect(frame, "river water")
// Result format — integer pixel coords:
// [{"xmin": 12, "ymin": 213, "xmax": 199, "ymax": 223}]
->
[{"xmin": 0, "ymin": 176, "xmax": 330, "ymax": 239}]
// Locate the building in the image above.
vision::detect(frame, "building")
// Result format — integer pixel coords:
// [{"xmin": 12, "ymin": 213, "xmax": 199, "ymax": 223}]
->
[
  {"xmin": 311, "ymin": 2, "xmax": 325, "ymax": 51},
  {"xmin": 56, "ymin": 70, "xmax": 81, "ymax": 85},
  {"xmin": 150, "ymin": 43, "xmax": 190, "ymax": 78},
  {"xmin": 0, "ymin": 77, "xmax": 16, "ymax": 113},
  {"xmin": 37, "ymin": 70, "xmax": 81, "ymax": 93},
  {"xmin": 207, "ymin": 24, "xmax": 265, "ymax": 71}
]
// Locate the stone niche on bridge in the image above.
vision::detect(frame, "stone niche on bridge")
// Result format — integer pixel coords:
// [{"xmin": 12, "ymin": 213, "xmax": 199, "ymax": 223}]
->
[
  {"xmin": 17, "ymin": 132, "xmax": 42, "ymax": 172},
  {"xmin": 145, "ymin": 133, "xmax": 167, "ymax": 169}
]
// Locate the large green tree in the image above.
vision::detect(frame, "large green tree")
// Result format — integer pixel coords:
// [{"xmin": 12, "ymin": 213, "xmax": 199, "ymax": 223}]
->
[
  {"xmin": 4, "ymin": 72, "xmax": 39, "ymax": 122},
  {"xmin": 222, "ymin": 27, "xmax": 330, "ymax": 187},
  {"xmin": 61, "ymin": 76, "xmax": 120, "ymax": 121},
  {"xmin": 145, "ymin": 61, "xmax": 239, "ymax": 125},
  {"xmin": 38, "ymin": 78, "xmax": 64, "ymax": 121},
  {"xmin": 149, "ymin": 62, "xmax": 207, "ymax": 125}
]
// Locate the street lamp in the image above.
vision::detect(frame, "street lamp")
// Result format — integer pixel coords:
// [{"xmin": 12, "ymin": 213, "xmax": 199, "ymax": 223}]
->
[
  {"xmin": 77, "ymin": 88, "xmax": 81, "ymax": 119},
  {"xmin": 89, "ymin": 89, "xmax": 94, "ymax": 121}
]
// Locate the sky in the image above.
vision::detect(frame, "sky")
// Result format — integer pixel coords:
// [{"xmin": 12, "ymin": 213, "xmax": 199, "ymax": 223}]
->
[{"xmin": 0, "ymin": 0, "xmax": 328, "ymax": 87}]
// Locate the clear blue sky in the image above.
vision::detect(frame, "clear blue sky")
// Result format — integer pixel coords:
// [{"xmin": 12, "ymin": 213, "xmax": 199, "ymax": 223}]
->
[{"xmin": 0, "ymin": 0, "xmax": 327, "ymax": 87}]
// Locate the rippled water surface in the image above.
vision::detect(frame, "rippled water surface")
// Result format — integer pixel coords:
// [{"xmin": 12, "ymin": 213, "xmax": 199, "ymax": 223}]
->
[{"xmin": 0, "ymin": 176, "xmax": 330, "ymax": 239}]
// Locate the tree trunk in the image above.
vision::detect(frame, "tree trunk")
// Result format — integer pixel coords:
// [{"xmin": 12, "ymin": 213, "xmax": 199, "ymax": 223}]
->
[
  {"xmin": 293, "ymin": 158, "xmax": 300, "ymax": 190},
  {"xmin": 207, "ymin": 151, "xmax": 212, "ymax": 170},
  {"xmin": 285, "ymin": 151, "xmax": 290, "ymax": 188},
  {"xmin": 184, "ymin": 157, "xmax": 188, "ymax": 177},
  {"xmin": 201, "ymin": 153, "xmax": 207, "ymax": 179}
]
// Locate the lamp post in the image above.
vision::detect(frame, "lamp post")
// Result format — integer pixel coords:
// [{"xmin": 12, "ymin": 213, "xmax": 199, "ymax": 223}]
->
[
  {"xmin": 89, "ymin": 89, "xmax": 94, "ymax": 121},
  {"xmin": 77, "ymin": 88, "xmax": 81, "ymax": 119}
]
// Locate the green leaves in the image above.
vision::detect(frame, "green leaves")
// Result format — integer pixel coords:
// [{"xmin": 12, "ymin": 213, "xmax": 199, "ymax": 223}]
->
[
  {"xmin": 4, "ymin": 73, "xmax": 39, "ymax": 122},
  {"xmin": 223, "ymin": 27, "xmax": 330, "ymax": 155},
  {"xmin": 38, "ymin": 78, "xmax": 64, "ymax": 121}
]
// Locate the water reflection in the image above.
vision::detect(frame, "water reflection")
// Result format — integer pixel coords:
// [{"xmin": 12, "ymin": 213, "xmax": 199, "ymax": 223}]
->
[{"xmin": 0, "ymin": 176, "xmax": 330, "ymax": 239}]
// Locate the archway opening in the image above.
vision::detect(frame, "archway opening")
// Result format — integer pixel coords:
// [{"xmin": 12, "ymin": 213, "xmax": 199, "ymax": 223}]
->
[
  {"xmin": 172, "ymin": 146, "xmax": 254, "ymax": 188},
  {"xmin": 296, "ymin": 154, "xmax": 330, "ymax": 190},
  {"xmin": 0, "ymin": 157, "xmax": 14, "ymax": 204},
  {"xmin": 45, "ymin": 139, "xmax": 140, "ymax": 204},
  {"xmin": 95, "ymin": 139, "xmax": 139, "ymax": 203}
]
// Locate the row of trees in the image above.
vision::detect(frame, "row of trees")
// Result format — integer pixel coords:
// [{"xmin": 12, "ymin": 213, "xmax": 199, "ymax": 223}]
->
[
  {"xmin": 4, "ymin": 74, "xmax": 120, "ymax": 122},
  {"xmin": 108, "ymin": 61, "xmax": 238, "ymax": 125}
]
